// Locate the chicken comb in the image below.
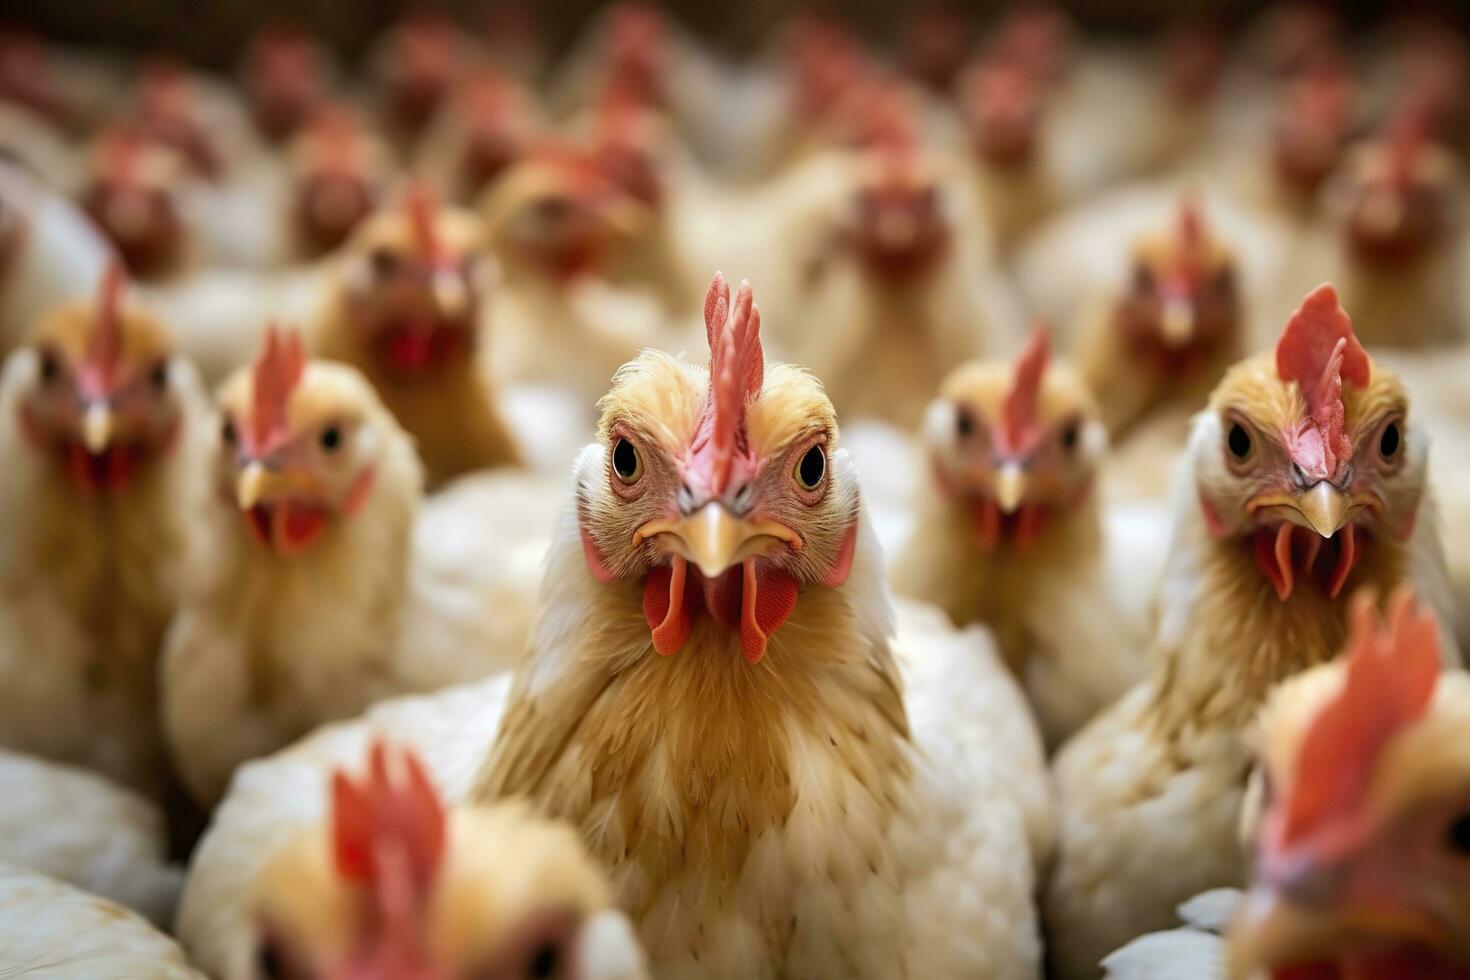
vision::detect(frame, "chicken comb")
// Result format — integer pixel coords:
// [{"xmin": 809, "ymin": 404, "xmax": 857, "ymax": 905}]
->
[
  {"xmin": 1278, "ymin": 588, "xmax": 1441, "ymax": 846},
  {"xmin": 1384, "ymin": 96, "xmax": 1430, "ymax": 189},
  {"xmin": 248, "ymin": 325, "xmax": 306, "ymax": 455},
  {"xmin": 691, "ymin": 272, "xmax": 763, "ymax": 497},
  {"xmin": 330, "ymin": 740, "xmax": 447, "ymax": 902},
  {"xmin": 1174, "ymin": 196, "xmax": 1207, "ymax": 286},
  {"xmin": 1275, "ymin": 283, "xmax": 1369, "ymax": 481},
  {"xmin": 1000, "ymin": 324, "xmax": 1050, "ymax": 455},
  {"xmin": 403, "ymin": 182, "xmax": 444, "ymax": 264},
  {"xmin": 83, "ymin": 261, "xmax": 127, "ymax": 390}
]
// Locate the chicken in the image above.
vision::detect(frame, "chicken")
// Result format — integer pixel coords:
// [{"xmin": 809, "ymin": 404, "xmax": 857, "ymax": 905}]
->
[
  {"xmin": 0, "ymin": 158, "xmax": 110, "ymax": 354},
  {"xmin": 892, "ymin": 329, "xmax": 1152, "ymax": 748},
  {"xmin": 0, "ymin": 266, "xmax": 209, "ymax": 795},
  {"xmin": 0, "ymin": 748, "xmax": 182, "ymax": 925},
  {"xmin": 474, "ymin": 273, "xmax": 1052, "ymax": 976},
  {"xmin": 1303, "ymin": 105, "xmax": 1468, "ymax": 349},
  {"xmin": 310, "ymin": 184, "xmax": 522, "ymax": 487},
  {"xmin": 1102, "ymin": 589, "xmax": 1468, "ymax": 979},
  {"xmin": 1043, "ymin": 282, "xmax": 1459, "ymax": 980},
  {"xmin": 415, "ymin": 69, "xmax": 541, "ymax": 206},
  {"xmin": 239, "ymin": 25, "xmax": 333, "ymax": 146},
  {"xmin": 370, "ymin": 11, "xmax": 471, "ymax": 149},
  {"xmin": 162, "ymin": 329, "xmax": 540, "ymax": 807},
  {"xmin": 479, "ymin": 142, "xmax": 665, "ymax": 403},
  {"xmin": 79, "ymin": 124, "xmax": 193, "ymax": 281},
  {"xmin": 782, "ymin": 129, "xmax": 1024, "ymax": 429},
  {"xmin": 0, "ymin": 863, "xmax": 204, "ymax": 979},
  {"xmin": 1070, "ymin": 198, "xmax": 1249, "ymax": 441},
  {"xmin": 181, "ymin": 739, "xmax": 647, "ymax": 980},
  {"xmin": 281, "ymin": 105, "xmax": 392, "ymax": 262}
]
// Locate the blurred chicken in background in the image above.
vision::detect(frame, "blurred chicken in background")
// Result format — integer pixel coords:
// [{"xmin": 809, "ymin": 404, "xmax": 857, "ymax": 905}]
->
[
  {"xmin": 0, "ymin": 267, "xmax": 209, "ymax": 796},
  {"xmin": 163, "ymin": 330, "xmax": 545, "ymax": 807}
]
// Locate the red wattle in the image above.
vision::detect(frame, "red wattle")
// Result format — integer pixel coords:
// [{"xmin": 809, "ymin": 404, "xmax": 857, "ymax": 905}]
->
[
  {"xmin": 738, "ymin": 559, "xmax": 798, "ymax": 664},
  {"xmin": 644, "ymin": 558, "xmax": 694, "ymax": 655},
  {"xmin": 1254, "ymin": 523, "xmax": 1296, "ymax": 601},
  {"xmin": 276, "ymin": 501, "xmax": 328, "ymax": 555}
]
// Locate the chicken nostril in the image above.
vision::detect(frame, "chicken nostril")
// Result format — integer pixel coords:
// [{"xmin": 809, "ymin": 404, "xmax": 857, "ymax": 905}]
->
[{"xmin": 676, "ymin": 482, "xmax": 696, "ymax": 514}]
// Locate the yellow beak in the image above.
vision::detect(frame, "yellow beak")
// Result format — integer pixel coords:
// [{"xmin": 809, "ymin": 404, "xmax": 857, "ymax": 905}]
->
[
  {"xmin": 1297, "ymin": 482, "xmax": 1353, "ymax": 538},
  {"xmin": 994, "ymin": 462, "xmax": 1027, "ymax": 515},
  {"xmin": 431, "ymin": 269, "xmax": 469, "ymax": 319},
  {"xmin": 637, "ymin": 504, "xmax": 801, "ymax": 578},
  {"xmin": 82, "ymin": 404, "xmax": 114, "ymax": 454},
  {"xmin": 1160, "ymin": 295, "xmax": 1195, "ymax": 349}
]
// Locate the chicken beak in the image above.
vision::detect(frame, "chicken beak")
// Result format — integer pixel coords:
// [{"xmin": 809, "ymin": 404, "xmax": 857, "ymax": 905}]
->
[
  {"xmin": 1159, "ymin": 294, "xmax": 1195, "ymax": 348},
  {"xmin": 236, "ymin": 462, "xmax": 271, "ymax": 511},
  {"xmin": 82, "ymin": 403, "xmax": 114, "ymax": 454},
  {"xmin": 431, "ymin": 268, "xmax": 469, "ymax": 319},
  {"xmin": 1296, "ymin": 482, "xmax": 1352, "ymax": 538},
  {"xmin": 994, "ymin": 462, "xmax": 1027, "ymax": 515},
  {"xmin": 639, "ymin": 504, "xmax": 801, "ymax": 579}
]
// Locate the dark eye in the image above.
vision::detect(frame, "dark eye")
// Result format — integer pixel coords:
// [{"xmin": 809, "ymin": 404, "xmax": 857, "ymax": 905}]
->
[
  {"xmin": 956, "ymin": 406, "xmax": 975, "ymax": 439},
  {"xmin": 611, "ymin": 437, "xmax": 642, "ymax": 483},
  {"xmin": 221, "ymin": 418, "xmax": 237, "ymax": 445},
  {"xmin": 38, "ymin": 350, "xmax": 59, "ymax": 383},
  {"xmin": 256, "ymin": 941, "xmax": 286, "ymax": 980},
  {"xmin": 149, "ymin": 360, "xmax": 169, "ymax": 391},
  {"xmin": 369, "ymin": 248, "xmax": 399, "ymax": 278},
  {"xmin": 1446, "ymin": 812, "xmax": 1470, "ymax": 855},
  {"xmin": 527, "ymin": 941, "xmax": 559, "ymax": 979},
  {"xmin": 1228, "ymin": 422, "xmax": 1252, "ymax": 460},
  {"xmin": 796, "ymin": 444, "xmax": 826, "ymax": 490},
  {"xmin": 1060, "ymin": 420, "xmax": 1080, "ymax": 451},
  {"xmin": 1132, "ymin": 263, "xmax": 1155, "ymax": 292},
  {"xmin": 320, "ymin": 426, "xmax": 342, "ymax": 452},
  {"xmin": 1379, "ymin": 421, "xmax": 1401, "ymax": 459}
]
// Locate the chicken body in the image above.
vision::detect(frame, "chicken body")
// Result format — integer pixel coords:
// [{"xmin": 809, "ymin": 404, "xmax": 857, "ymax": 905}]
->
[
  {"xmin": 162, "ymin": 341, "xmax": 535, "ymax": 807},
  {"xmin": 474, "ymin": 276, "xmax": 1052, "ymax": 977},
  {"xmin": 1044, "ymin": 285, "xmax": 1458, "ymax": 980},
  {"xmin": 0, "ymin": 863, "xmax": 204, "ymax": 979},
  {"xmin": 0, "ymin": 286, "xmax": 208, "ymax": 795},
  {"xmin": 893, "ymin": 337, "xmax": 1152, "ymax": 747},
  {"xmin": 0, "ymin": 748, "xmax": 182, "ymax": 925}
]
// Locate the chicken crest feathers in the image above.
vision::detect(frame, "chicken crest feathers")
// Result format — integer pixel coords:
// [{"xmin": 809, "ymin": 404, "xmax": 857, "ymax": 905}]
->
[
  {"xmin": 330, "ymin": 740, "xmax": 447, "ymax": 899},
  {"xmin": 83, "ymin": 260, "xmax": 126, "ymax": 391},
  {"xmin": 1274, "ymin": 283, "xmax": 1369, "ymax": 480},
  {"xmin": 248, "ymin": 326, "xmax": 307, "ymax": 455},
  {"xmin": 999, "ymin": 324, "xmax": 1049, "ymax": 455},
  {"xmin": 690, "ymin": 272, "xmax": 763, "ymax": 496},
  {"xmin": 1278, "ymin": 588, "xmax": 1441, "ymax": 847}
]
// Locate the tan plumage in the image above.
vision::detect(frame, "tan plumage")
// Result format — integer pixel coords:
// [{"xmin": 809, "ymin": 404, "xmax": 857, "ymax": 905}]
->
[
  {"xmin": 162, "ymin": 348, "xmax": 533, "ymax": 807},
  {"xmin": 0, "ymin": 288, "xmax": 209, "ymax": 795},
  {"xmin": 311, "ymin": 196, "xmax": 522, "ymax": 488},
  {"xmin": 1044, "ymin": 287, "xmax": 1458, "ymax": 980},
  {"xmin": 893, "ymin": 343, "xmax": 1153, "ymax": 747}
]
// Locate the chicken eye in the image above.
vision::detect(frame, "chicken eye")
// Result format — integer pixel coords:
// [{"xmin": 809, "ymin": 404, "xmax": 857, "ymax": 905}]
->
[
  {"xmin": 796, "ymin": 444, "xmax": 826, "ymax": 490},
  {"xmin": 255, "ymin": 941, "xmax": 287, "ymax": 980},
  {"xmin": 1132, "ymin": 263, "xmax": 1155, "ymax": 292},
  {"xmin": 611, "ymin": 437, "xmax": 642, "ymax": 484},
  {"xmin": 369, "ymin": 248, "xmax": 399, "ymax": 279},
  {"xmin": 149, "ymin": 360, "xmax": 169, "ymax": 391},
  {"xmin": 1379, "ymin": 421, "xmax": 1401, "ymax": 459},
  {"xmin": 955, "ymin": 406, "xmax": 975, "ymax": 440},
  {"xmin": 38, "ymin": 349, "xmax": 60, "ymax": 384},
  {"xmin": 526, "ymin": 942, "xmax": 560, "ymax": 979},
  {"xmin": 1227, "ymin": 422, "xmax": 1252, "ymax": 460},
  {"xmin": 221, "ymin": 418, "xmax": 238, "ymax": 445},
  {"xmin": 1060, "ymin": 419, "xmax": 1080, "ymax": 451},
  {"xmin": 1446, "ymin": 812, "xmax": 1470, "ymax": 855},
  {"xmin": 320, "ymin": 426, "xmax": 342, "ymax": 452}
]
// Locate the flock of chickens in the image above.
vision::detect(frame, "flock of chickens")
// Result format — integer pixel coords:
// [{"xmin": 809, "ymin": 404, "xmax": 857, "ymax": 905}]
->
[{"xmin": 3, "ymin": 2, "xmax": 1470, "ymax": 977}]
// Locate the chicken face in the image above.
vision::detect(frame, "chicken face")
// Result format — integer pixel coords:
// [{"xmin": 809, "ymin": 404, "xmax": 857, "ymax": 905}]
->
[
  {"xmin": 16, "ymin": 265, "xmax": 182, "ymax": 494},
  {"xmin": 454, "ymin": 72, "xmax": 535, "ymax": 197},
  {"xmin": 290, "ymin": 107, "xmax": 384, "ymax": 257},
  {"xmin": 215, "ymin": 330, "xmax": 384, "ymax": 556},
  {"xmin": 577, "ymin": 273, "xmax": 861, "ymax": 664},
  {"xmin": 243, "ymin": 26, "xmax": 330, "ymax": 143},
  {"xmin": 81, "ymin": 126, "xmax": 186, "ymax": 280},
  {"xmin": 1272, "ymin": 61, "xmax": 1351, "ymax": 197},
  {"xmin": 378, "ymin": 12, "xmax": 462, "ymax": 139},
  {"xmin": 922, "ymin": 329, "xmax": 1103, "ymax": 551},
  {"xmin": 135, "ymin": 60, "xmax": 221, "ymax": 179},
  {"xmin": 337, "ymin": 188, "xmax": 489, "ymax": 379},
  {"xmin": 843, "ymin": 149, "xmax": 952, "ymax": 284},
  {"xmin": 1113, "ymin": 200, "xmax": 1240, "ymax": 372},
  {"xmin": 1192, "ymin": 284, "xmax": 1422, "ymax": 603},
  {"xmin": 251, "ymin": 742, "xmax": 643, "ymax": 980},
  {"xmin": 1340, "ymin": 115, "xmax": 1455, "ymax": 269},
  {"xmin": 1231, "ymin": 590, "xmax": 1470, "ymax": 979},
  {"xmin": 962, "ymin": 57, "xmax": 1041, "ymax": 168},
  {"xmin": 483, "ymin": 145, "xmax": 638, "ymax": 283}
]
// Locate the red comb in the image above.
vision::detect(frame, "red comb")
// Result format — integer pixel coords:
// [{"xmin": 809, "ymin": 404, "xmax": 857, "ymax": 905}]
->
[
  {"xmin": 1275, "ymin": 284, "xmax": 1369, "ymax": 481},
  {"xmin": 1174, "ymin": 196, "xmax": 1206, "ymax": 286},
  {"xmin": 403, "ymin": 183, "xmax": 444, "ymax": 264},
  {"xmin": 1277, "ymin": 588, "xmax": 1441, "ymax": 847},
  {"xmin": 248, "ymin": 326, "xmax": 306, "ymax": 456},
  {"xmin": 689, "ymin": 272, "xmax": 763, "ymax": 497},
  {"xmin": 84, "ymin": 262, "xmax": 127, "ymax": 388},
  {"xmin": 999, "ymin": 325, "xmax": 1050, "ymax": 456},
  {"xmin": 1384, "ymin": 97, "xmax": 1430, "ymax": 189},
  {"xmin": 331, "ymin": 740, "xmax": 447, "ymax": 901}
]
